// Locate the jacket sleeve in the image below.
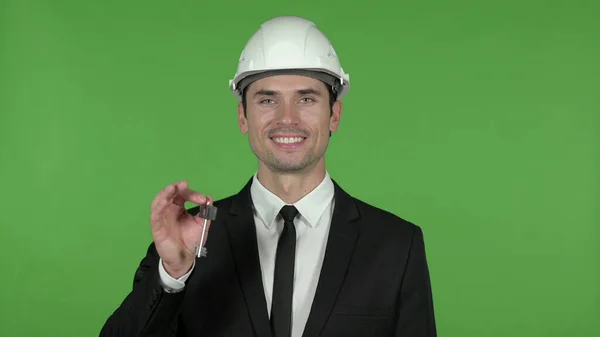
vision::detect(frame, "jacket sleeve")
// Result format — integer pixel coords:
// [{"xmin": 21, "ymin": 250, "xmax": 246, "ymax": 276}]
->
[
  {"xmin": 99, "ymin": 242, "xmax": 187, "ymax": 337},
  {"xmin": 393, "ymin": 226, "xmax": 438, "ymax": 337}
]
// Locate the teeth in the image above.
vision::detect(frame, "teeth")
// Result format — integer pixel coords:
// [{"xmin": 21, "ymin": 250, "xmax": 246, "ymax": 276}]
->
[{"xmin": 273, "ymin": 137, "xmax": 303, "ymax": 144}]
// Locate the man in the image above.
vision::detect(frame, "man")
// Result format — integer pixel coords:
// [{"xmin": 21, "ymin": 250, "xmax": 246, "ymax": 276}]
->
[{"xmin": 100, "ymin": 16, "xmax": 437, "ymax": 337}]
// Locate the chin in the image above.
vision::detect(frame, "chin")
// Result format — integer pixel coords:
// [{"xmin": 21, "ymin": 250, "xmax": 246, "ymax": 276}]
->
[
  {"xmin": 270, "ymin": 164, "xmax": 310, "ymax": 174},
  {"xmin": 272, "ymin": 155, "xmax": 320, "ymax": 173}
]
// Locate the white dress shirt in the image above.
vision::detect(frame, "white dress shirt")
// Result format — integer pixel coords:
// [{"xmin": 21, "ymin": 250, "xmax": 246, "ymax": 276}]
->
[{"xmin": 158, "ymin": 171, "xmax": 335, "ymax": 337}]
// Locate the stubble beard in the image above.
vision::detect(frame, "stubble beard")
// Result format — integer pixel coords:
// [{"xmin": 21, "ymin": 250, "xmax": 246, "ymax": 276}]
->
[
  {"xmin": 250, "ymin": 138, "xmax": 320, "ymax": 174},
  {"xmin": 262, "ymin": 148, "xmax": 316, "ymax": 173}
]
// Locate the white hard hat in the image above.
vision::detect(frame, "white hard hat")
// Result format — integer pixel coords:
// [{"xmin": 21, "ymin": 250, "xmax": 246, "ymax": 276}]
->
[{"xmin": 229, "ymin": 16, "xmax": 350, "ymax": 101}]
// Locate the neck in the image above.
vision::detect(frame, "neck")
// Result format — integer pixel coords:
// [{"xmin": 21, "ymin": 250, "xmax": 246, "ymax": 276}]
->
[{"xmin": 256, "ymin": 160, "xmax": 327, "ymax": 204}]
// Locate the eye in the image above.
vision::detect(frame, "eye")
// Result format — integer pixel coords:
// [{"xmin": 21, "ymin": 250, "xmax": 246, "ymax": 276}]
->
[
  {"xmin": 299, "ymin": 97, "xmax": 314, "ymax": 103},
  {"xmin": 260, "ymin": 98, "xmax": 275, "ymax": 104}
]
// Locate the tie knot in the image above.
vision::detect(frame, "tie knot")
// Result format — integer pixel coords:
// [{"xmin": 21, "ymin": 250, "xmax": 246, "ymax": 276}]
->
[{"xmin": 279, "ymin": 205, "xmax": 299, "ymax": 223}]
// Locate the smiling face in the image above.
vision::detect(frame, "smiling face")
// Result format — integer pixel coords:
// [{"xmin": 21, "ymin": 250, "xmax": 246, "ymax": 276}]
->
[{"xmin": 238, "ymin": 74, "xmax": 342, "ymax": 174}]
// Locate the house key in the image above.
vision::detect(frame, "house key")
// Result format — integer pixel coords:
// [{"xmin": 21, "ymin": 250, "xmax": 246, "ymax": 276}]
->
[{"xmin": 194, "ymin": 200, "xmax": 218, "ymax": 258}]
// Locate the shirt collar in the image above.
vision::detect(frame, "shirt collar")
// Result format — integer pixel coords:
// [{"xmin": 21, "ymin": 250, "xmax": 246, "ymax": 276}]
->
[{"xmin": 250, "ymin": 171, "xmax": 335, "ymax": 229}]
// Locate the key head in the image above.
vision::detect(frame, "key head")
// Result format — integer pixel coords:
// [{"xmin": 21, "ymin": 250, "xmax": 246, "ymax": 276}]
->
[{"xmin": 197, "ymin": 204, "xmax": 218, "ymax": 221}]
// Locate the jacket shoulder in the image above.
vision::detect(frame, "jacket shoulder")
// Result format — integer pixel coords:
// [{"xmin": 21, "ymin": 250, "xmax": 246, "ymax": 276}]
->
[{"xmin": 351, "ymin": 196, "xmax": 421, "ymax": 233}]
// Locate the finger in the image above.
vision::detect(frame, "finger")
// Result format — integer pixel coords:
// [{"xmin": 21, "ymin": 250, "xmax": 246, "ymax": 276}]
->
[
  {"xmin": 151, "ymin": 182, "xmax": 180, "ymax": 210},
  {"xmin": 174, "ymin": 187, "xmax": 207, "ymax": 206},
  {"xmin": 175, "ymin": 180, "xmax": 188, "ymax": 192},
  {"xmin": 151, "ymin": 182, "xmax": 185, "ymax": 222},
  {"xmin": 171, "ymin": 181, "xmax": 190, "ymax": 206},
  {"xmin": 150, "ymin": 196, "xmax": 175, "ymax": 226}
]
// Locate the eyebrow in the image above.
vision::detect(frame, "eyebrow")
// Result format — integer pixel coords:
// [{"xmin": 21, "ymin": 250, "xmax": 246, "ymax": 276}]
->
[{"xmin": 253, "ymin": 88, "xmax": 323, "ymax": 97}]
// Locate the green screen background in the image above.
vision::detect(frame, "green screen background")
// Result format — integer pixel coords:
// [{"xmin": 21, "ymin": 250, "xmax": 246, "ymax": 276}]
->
[{"xmin": 0, "ymin": 0, "xmax": 598, "ymax": 336}]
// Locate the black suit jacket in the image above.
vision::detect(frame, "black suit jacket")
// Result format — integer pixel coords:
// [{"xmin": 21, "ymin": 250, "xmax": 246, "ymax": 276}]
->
[{"xmin": 100, "ymin": 178, "xmax": 437, "ymax": 337}]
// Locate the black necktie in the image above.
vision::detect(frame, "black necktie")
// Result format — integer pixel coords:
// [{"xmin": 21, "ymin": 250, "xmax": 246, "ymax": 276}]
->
[{"xmin": 270, "ymin": 205, "xmax": 299, "ymax": 337}]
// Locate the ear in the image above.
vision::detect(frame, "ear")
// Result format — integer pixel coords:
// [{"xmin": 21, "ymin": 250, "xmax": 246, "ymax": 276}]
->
[
  {"xmin": 238, "ymin": 101, "xmax": 248, "ymax": 134},
  {"xmin": 329, "ymin": 100, "xmax": 343, "ymax": 133}
]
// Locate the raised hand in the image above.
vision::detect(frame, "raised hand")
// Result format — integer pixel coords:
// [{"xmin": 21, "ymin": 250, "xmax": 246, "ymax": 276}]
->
[{"xmin": 150, "ymin": 180, "xmax": 213, "ymax": 278}]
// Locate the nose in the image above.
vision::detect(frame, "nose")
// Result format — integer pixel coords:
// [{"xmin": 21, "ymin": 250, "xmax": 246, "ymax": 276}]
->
[{"xmin": 276, "ymin": 101, "xmax": 300, "ymax": 126}]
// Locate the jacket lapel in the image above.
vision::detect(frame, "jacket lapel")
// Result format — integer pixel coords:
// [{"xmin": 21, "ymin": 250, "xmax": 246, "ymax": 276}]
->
[
  {"xmin": 224, "ymin": 178, "xmax": 273, "ymax": 337},
  {"xmin": 302, "ymin": 180, "xmax": 360, "ymax": 337}
]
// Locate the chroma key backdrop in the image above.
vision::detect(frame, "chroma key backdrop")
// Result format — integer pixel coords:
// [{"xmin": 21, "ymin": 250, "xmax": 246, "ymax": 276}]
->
[{"xmin": 0, "ymin": 0, "xmax": 597, "ymax": 336}]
